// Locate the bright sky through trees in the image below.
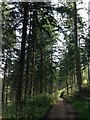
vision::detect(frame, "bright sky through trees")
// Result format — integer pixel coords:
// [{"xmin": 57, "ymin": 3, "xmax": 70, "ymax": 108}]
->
[
  {"xmin": 51, "ymin": 0, "xmax": 89, "ymax": 62},
  {"xmin": 0, "ymin": 0, "xmax": 89, "ymax": 77},
  {"xmin": 0, "ymin": 0, "xmax": 89, "ymax": 78}
]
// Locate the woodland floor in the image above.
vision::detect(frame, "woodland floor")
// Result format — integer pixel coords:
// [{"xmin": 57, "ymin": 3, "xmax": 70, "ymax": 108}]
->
[{"xmin": 43, "ymin": 98, "xmax": 78, "ymax": 120}]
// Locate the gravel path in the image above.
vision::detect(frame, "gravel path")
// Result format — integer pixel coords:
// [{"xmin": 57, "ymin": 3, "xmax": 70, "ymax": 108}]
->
[{"xmin": 43, "ymin": 98, "xmax": 78, "ymax": 120}]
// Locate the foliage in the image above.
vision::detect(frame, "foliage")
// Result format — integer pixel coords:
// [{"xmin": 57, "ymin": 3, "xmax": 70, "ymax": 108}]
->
[
  {"xmin": 65, "ymin": 89, "xmax": 90, "ymax": 120},
  {"xmin": 71, "ymin": 98, "xmax": 90, "ymax": 119},
  {"xmin": 81, "ymin": 85, "xmax": 90, "ymax": 97},
  {"xmin": 3, "ymin": 93, "xmax": 58, "ymax": 119}
]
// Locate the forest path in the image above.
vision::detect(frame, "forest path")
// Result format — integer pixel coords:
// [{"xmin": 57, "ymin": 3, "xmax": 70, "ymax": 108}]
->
[{"xmin": 43, "ymin": 98, "xmax": 78, "ymax": 120}]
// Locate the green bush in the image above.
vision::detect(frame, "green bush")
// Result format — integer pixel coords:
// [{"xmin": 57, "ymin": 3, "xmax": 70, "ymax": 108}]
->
[
  {"xmin": 2, "ymin": 103, "xmax": 17, "ymax": 118},
  {"xmin": 3, "ymin": 93, "xmax": 58, "ymax": 119},
  {"xmin": 65, "ymin": 95, "xmax": 90, "ymax": 119},
  {"xmin": 71, "ymin": 99, "xmax": 90, "ymax": 119},
  {"xmin": 82, "ymin": 86, "xmax": 90, "ymax": 97}
]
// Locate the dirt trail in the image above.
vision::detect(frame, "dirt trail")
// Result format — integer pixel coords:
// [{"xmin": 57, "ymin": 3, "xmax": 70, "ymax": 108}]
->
[{"xmin": 43, "ymin": 98, "xmax": 78, "ymax": 120}]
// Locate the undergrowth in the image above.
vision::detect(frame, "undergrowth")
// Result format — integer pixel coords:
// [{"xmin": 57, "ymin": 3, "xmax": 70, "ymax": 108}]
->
[
  {"xmin": 3, "ymin": 93, "xmax": 58, "ymax": 119},
  {"xmin": 65, "ymin": 87, "xmax": 90, "ymax": 120}
]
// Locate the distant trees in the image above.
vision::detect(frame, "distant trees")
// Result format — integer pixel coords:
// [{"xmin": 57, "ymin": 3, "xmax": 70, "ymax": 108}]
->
[
  {"xmin": 2, "ymin": 2, "xmax": 16, "ymax": 106},
  {"xmin": 57, "ymin": 2, "xmax": 88, "ymax": 95}
]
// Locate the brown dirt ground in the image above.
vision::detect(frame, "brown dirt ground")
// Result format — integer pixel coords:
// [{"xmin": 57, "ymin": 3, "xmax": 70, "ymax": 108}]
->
[{"xmin": 43, "ymin": 98, "xmax": 78, "ymax": 120}]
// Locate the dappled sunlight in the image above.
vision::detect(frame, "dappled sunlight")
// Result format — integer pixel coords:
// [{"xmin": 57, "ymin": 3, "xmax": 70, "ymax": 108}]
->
[{"xmin": 83, "ymin": 79, "xmax": 88, "ymax": 85}]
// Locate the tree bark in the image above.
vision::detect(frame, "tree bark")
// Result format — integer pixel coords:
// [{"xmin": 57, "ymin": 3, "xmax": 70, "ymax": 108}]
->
[
  {"xmin": 88, "ymin": 57, "xmax": 90, "ymax": 83},
  {"xmin": 2, "ymin": 55, "xmax": 7, "ymax": 107},
  {"xmin": 49, "ymin": 52, "xmax": 53, "ymax": 94},
  {"xmin": 66, "ymin": 80, "xmax": 69, "ymax": 95},
  {"xmin": 30, "ymin": 4, "xmax": 36, "ymax": 97},
  {"xmin": 74, "ymin": 2, "xmax": 82, "ymax": 94},
  {"xmin": 16, "ymin": 3, "xmax": 28, "ymax": 104},
  {"xmin": 24, "ymin": 13, "xmax": 32, "ymax": 99},
  {"xmin": 39, "ymin": 45, "xmax": 43, "ymax": 94}
]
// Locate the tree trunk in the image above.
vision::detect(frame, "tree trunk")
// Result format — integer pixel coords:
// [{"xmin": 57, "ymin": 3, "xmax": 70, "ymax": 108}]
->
[
  {"xmin": 49, "ymin": 53, "xmax": 53, "ymax": 94},
  {"xmin": 66, "ymin": 80, "xmax": 69, "ymax": 95},
  {"xmin": 74, "ymin": 2, "xmax": 82, "ymax": 94},
  {"xmin": 39, "ymin": 45, "xmax": 43, "ymax": 94},
  {"xmin": 29, "ymin": 4, "xmax": 37, "ymax": 97},
  {"xmin": 88, "ymin": 57, "xmax": 90, "ymax": 84},
  {"xmin": 2, "ymin": 56, "xmax": 7, "ymax": 107},
  {"xmin": 16, "ymin": 3, "xmax": 28, "ymax": 104},
  {"xmin": 24, "ymin": 17, "xmax": 32, "ymax": 99},
  {"xmin": 24, "ymin": 49, "xmax": 29, "ymax": 99}
]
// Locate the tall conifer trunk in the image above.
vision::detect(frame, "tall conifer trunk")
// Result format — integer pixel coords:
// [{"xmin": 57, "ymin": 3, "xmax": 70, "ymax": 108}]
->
[
  {"xmin": 16, "ymin": 3, "xmax": 28, "ymax": 104},
  {"xmin": 74, "ymin": 2, "xmax": 82, "ymax": 94}
]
